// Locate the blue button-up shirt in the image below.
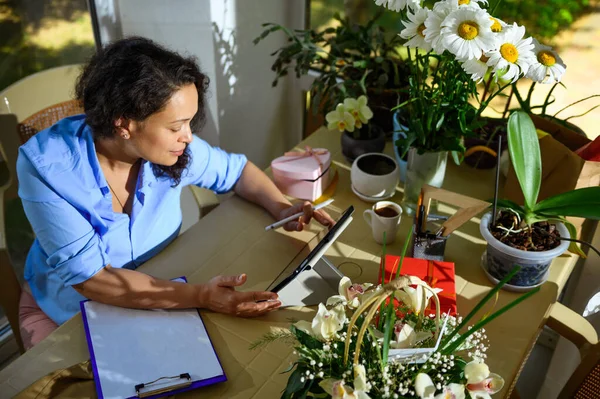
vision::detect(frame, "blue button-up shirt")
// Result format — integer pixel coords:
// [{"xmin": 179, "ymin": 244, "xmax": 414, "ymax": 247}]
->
[{"xmin": 17, "ymin": 115, "xmax": 247, "ymax": 324}]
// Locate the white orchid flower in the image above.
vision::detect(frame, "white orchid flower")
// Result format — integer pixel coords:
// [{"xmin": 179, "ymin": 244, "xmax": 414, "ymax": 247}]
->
[
  {"xmin": 463, "ymin": 360, "xmax": 504, "ymax": 398},
  {"xmin": 390, "ymin": 321, "xmax": 433, "ymax": 349},
  {"xmin": 416, "ymin": 374, "xmax": 466, "ymax": 399},
  {"xmin": 435, "ymin": 383, "xmax": 466, "ymax": 399},
  {"xmin": 343, "ymin": 96, "xmax": 373, "ymax": 128},
  {"xmin": 464, "ymin": 359, "xmax": 490, "ymax": 384},
  {"xmin": 395, "ymin": 284, "xmax": 443, "ymax": 315},
  {"xmin": 327, "ymin": 277, "xmax": 373, "ymax": 308},
  {"xmin": 326, "ymin": 103, "xmax": 355, "ymax": 132},
  {"xmin": 320, "ymin": 367, "xmax": 372, "ymax": 399},
  {"xmin": 295, "ymin": 303, "xmax": 347, "ymax": 341},
  {"xmin": 415, "ymin": 373, "xmax": 437, "ymax": 398}
]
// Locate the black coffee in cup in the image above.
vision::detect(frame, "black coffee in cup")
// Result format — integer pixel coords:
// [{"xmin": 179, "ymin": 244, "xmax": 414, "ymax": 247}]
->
[
  {"xmin": 375, "ymin": 206, "xmax": 399, "ymax": 218},
  {"xmin": 356, "ymin": 154, "xmax": 396, "ymax": 176}
]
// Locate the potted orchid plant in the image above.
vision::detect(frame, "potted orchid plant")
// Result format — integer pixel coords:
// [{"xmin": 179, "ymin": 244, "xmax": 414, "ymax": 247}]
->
[
  {"xmin": 326, "ymin": 95, "xmax": 386, "ymax": 162},
  {"xmin": 251, "ymin": 233, "xmax": 538, "ymax": 399},
  {"xmin": 374, "ymin": 0, "xmax": 567, "ymax": 214}
]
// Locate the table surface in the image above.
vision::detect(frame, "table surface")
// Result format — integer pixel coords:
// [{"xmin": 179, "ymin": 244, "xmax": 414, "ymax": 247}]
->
[{"xmin": 0, "ymin": 127, "xmax": 578, "ymax": 399}]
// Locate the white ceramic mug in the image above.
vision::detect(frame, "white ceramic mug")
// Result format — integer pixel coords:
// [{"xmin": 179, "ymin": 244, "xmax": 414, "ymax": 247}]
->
[
  {"xmin": 351, "ymin": 153, "xmax": 399, "ymax": 197},
  {"xmin": 363, "ymin": 201, "xmax": 403, "ymax": 244}
]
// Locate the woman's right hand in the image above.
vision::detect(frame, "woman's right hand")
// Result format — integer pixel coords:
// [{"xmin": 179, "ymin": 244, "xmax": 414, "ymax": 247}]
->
[{"xmin": 198, "ymin": 274, "xmax": 281, "ymax": 317}]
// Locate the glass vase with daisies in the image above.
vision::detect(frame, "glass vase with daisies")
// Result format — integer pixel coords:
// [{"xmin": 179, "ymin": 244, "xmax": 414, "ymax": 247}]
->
[
  {"xmin": 251, "ymin": 231, "xmax": 539, "ymax": 399},
  {"xmin": 373, "ymin": 0, "xmax": 567, "ymax": 214},
  {"xmin": 326, "ymin": 95, "xmax": 387, "ymax": 162}
]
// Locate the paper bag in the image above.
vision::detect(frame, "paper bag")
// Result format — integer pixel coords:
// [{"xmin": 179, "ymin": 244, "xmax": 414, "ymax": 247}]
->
[{"xmin": 503, "ymin": 115, "xmax": 600, "ymax": 238}]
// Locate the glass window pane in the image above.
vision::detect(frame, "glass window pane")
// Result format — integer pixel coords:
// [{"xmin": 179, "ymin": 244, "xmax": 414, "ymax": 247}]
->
[{"xmin": 0, "ymin": 0, "xmax": 96, "ymax": 91}]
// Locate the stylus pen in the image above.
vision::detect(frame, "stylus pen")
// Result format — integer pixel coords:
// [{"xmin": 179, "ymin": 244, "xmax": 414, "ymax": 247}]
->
[{"xmin": 265, "ymin": 199, "xmax": 334, "ymax": 231}]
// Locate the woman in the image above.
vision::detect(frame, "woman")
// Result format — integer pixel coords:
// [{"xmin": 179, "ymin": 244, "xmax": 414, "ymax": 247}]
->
[{"xmin": 17, "ymin": 37, "xmax": 334, "ymax": 350}]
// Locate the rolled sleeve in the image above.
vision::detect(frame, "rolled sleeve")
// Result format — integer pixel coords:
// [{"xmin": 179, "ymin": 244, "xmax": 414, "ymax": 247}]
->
[
  {"xmin": 18, "ymin": 150, "xmax": 110, "ymax": 286},
  {"xmin": 48, "ymin": 229, "xmax": 110, "ymax": 285},
  {"xmin": 183, "ymin": 136, "xmax": 247, "ymax": 193}
]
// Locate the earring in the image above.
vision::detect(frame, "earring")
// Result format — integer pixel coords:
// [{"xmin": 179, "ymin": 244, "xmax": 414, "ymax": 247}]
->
[{"xmin": 121, "ymin": 133, "xmax": 130, "ymax": 139}]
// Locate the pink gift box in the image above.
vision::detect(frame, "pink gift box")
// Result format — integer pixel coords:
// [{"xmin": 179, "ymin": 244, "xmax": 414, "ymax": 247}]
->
[{"xmin": 271, "ymin": 147, "xmax": 332, "ymax": 201}]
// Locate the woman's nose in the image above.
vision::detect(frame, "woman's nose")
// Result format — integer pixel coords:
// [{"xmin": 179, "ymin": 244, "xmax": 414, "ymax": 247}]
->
[{"xmin": 180, "ymin": 127, "xmax": 193, "ymax": 143}]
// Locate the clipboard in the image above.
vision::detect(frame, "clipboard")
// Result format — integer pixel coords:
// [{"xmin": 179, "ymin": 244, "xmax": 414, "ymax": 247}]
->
[
  {"xmin": 80, "ymin": 277, "xmax": 226, "ymax": 399},
  {"xmin": 267, "ymin": 205, "xmax": 354, "ymax": 306}
]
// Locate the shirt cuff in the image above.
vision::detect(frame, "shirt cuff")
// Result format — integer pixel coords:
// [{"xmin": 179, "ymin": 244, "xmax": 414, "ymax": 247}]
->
[{"xmin": 47, "ymin": 230, "xmax": 111, "ymax": 286}]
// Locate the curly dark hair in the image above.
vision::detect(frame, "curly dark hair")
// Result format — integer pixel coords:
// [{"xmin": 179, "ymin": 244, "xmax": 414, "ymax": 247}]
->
[{"xmin": 75, "ymin": 36, "xmax": 209, "ymax": 185}]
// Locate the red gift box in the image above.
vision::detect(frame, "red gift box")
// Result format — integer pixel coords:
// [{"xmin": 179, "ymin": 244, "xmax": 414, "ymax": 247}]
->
[{"xmin": 378, "ymin": 255, "xmax": 457, "ymax": 316}]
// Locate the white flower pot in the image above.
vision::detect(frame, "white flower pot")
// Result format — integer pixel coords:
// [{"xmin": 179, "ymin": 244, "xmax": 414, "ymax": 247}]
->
[{"xmin": 479, "ymin": 212, "xmax": 570, "ymax": 289}]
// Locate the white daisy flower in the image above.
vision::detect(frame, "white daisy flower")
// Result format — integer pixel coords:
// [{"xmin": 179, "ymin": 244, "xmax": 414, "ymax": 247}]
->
[
  {"xmin": 448, "ymin": 0, "xmax": 487, "ymax": 9},
  {"xmin": 526, "ymin": 38, "xmax": 566, "ymax": 84},
  {"xmin": 375, "ymin": 0, "xmax": 421, "ymax": 12},
  {"xmin": 489, "ymin": 16, "xmax": 507, "ymax": 33},
  {"xmin": 461, "ymin": 55, "xmax": 490, "ymax": 82},
  {"xmin": 424, "ymin": 1, "xmax": 457, "ymax": 54},
  {"xmin": 441, "ymin": 7, "xmax": 496, "ymax": 61},
  {"xmin": 401, "ymin": 7, "xmax": 432, "ymax": 51},
  {"xmin": 486, "ymin": 23, "xmax": 535, "ymax": 82}
]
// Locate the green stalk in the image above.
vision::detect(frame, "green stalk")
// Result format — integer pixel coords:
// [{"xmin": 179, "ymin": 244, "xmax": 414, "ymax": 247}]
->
[
  {"xmin": 378, "ymin": 231, "xmax": 387, "ymax": 331},
  {"xmin": 440, "ymin": 265, "xmax": 521, "ymax": 348},
  {"xmin": 442, "ymin": 286, "xmax": 540, "ymax": 354},
  {"xmin": 381, "ymin": 302, "xmax": 397, "ymax": 369},
  {"xmin": 394, "ymin": 227, "xmax": 413, "ymax": 280}
]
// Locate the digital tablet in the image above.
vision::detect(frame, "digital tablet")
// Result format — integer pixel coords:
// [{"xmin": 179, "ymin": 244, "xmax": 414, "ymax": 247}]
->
[{"xmin": 268, "ymin": 205, "xmax": 355, "ymax": 293}]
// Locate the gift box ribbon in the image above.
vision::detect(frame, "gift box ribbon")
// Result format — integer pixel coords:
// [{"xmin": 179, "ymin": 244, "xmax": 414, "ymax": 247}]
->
[{"xmin": 272, "ymin": 146, "xmax": 328, "ymax": 171}]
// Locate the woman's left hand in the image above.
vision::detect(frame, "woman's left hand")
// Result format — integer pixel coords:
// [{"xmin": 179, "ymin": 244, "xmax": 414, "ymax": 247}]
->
[{"xmin": 278, "ymin": 201, "xmax": 336, "ymax": 232}]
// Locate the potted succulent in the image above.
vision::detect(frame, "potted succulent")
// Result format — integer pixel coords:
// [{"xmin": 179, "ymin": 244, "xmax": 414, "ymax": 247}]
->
[
  {"xmin": 326, "ymin": 95, "xmax": 385, "ymax": 162},
  {"xmin": 480, "ymin": 111, "xmax": 600, "ymax": 289},
  {"xmin": 254, "ymin": 11, "xmax": 410, "ymax": 134}
]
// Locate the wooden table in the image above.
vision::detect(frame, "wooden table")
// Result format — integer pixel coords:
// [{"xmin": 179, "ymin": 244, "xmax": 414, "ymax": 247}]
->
[{"xmin": 0, "ymin": 128, "xmax": 578, "ymax": 399}]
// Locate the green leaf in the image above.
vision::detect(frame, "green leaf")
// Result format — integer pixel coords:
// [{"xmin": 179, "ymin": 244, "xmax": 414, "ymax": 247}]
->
[
  {"xmin": 282, "ymin": 367, "xmax": 305, "ymax": 399},
  {"xmin": 534, "ymin": 187, "xmax": 600, "ymax": 220},
  {"xmin": 507, "ymin": 111, "xmax": 541, "ymax": 212},
  {"xmin": 490, "ymin": 199, "xmax": 526, "ymax": 217},
  {"xmin": 564, "ymin": 220, "xmax": 587, "ymax": 258},
  {"xmin": 441, "ymin": 265, "xmax": 522, "ymax": 350},
  {"xmin": 381, "ymin": 303, "xmax": 396, "ymax": 368},
  {"xmin": 290, "ymin": 325, "xmax": 321, "ymax": 350}
]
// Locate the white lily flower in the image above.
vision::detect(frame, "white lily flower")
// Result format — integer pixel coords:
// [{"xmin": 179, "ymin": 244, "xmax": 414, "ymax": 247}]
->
[
  {"xmin": 395, "ymin": 284, "xmax": 443, "ymax": 315},
  {"xmin": 390, "ymin": 321, "xmax": 433, "ymax": 349},
  {"xmin": 326, "ymin": 103, "xmax": 356, "ymax": 132},
  {"xmin": 415, "ymin": 373, "xmax": 437, "ymax": 398},
  {"xmin": 343, "ymin": 96, "xmax": 373, "ymax": 128},
  {"xmin": 327, "ymin": 277, "xmax": 373, "ymax": 309}
]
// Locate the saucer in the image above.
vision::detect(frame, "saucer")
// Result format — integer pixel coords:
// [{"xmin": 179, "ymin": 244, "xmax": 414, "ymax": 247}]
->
[
  {"xmin": 480, "ymin": 252, "xmax": 545, "ymax": 293},
  {"xmin": 351, "ymin": 184, "xmax": 395, "ymax": 203}
]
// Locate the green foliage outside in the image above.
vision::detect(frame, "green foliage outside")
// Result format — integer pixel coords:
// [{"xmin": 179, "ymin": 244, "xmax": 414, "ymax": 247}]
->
[{"xmin": 0, "ymin": 0, "xmax": 95, "ymax": 92}]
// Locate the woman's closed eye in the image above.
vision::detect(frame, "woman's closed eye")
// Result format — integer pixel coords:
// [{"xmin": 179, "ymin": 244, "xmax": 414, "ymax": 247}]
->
[{"xmin": 170, "ymin": 125, "xmax": 183, "ymax": 132}]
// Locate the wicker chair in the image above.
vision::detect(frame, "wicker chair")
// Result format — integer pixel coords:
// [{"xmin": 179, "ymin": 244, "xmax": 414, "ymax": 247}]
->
[
  {"xmin": 17, "ymin": 100, "xmax": 83, "ymax": 144},
  {"xmin": 0, "ymin": 100, "xmax": 83, "ymax": 354}
]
